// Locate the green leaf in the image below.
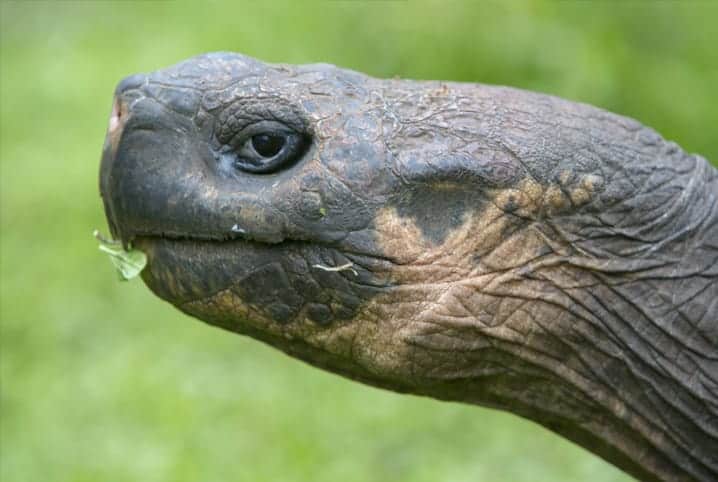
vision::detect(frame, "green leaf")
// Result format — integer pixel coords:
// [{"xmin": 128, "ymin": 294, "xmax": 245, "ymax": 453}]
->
[{"xmin": 94, "ymin": 230, "xmax": 147, "ymax": 281}]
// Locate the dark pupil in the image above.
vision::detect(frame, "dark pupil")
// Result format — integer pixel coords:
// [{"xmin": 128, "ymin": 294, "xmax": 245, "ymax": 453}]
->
[{"xmin": 251, "ymin": 134, "xmax": 285, "ymax": 158}]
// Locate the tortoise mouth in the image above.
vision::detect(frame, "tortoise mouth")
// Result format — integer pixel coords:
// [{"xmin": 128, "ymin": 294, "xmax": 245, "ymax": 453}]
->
[
  {"xmin": 131, "ymin": 231, "xmax": 397, "ymax": 278},
  {"xmin": 127, "ymin": 230, "xmax": 254, "ymax": 248},
  {"xmin": 132, "ymin": 234, "xmax": 301, "ymax": 304}
]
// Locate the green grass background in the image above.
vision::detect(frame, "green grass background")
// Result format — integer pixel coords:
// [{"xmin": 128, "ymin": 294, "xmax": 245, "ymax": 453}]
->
[{"xmin": 1, "ymin": 2, "xmax": 716, "ymax": 481}]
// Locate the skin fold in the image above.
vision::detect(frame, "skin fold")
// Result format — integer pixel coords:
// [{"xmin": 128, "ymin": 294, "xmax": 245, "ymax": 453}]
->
[{"xmin": 99, "ymin": 52, "xmax": 718, "ymax": 482}]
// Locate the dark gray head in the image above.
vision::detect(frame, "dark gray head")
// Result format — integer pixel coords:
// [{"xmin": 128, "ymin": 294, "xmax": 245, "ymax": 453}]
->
[{"xmin": 100, "ymin": 52, "xmax": 718, "ymax": 482}]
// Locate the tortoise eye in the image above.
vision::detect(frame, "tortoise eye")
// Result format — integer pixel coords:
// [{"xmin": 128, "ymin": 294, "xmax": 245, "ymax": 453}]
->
[
  {"xmin": 251, "ymin": 133, "xmax": 286, "ymax": 158},
  {"xmin": 228, "ymin": 121, "xmax": 309, "ymax": 174}
]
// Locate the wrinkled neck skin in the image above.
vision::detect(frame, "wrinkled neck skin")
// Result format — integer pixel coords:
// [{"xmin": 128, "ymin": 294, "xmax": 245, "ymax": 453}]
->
[{"xmin": 101, "ymin": 54, "xmax": 718, "ymax": 482}]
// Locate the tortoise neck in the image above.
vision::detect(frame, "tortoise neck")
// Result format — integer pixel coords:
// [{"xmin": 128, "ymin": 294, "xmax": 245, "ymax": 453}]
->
[
  {"xmin": 507, "ymin": 156, "xmax": 718, "ymax": 481},
  {"xmin": 412, "ymin": 154, "xmax": 718, "ymax": 480},
  {"xmin": 418, "ymin": 292, "xmax": 718, "ymax": 481}
]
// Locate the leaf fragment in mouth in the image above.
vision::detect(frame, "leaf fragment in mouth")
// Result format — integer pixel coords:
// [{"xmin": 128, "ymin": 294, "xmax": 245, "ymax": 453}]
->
[{"xmin": 94, "ymin": 229, "xmax": 147, "ymax": 281}]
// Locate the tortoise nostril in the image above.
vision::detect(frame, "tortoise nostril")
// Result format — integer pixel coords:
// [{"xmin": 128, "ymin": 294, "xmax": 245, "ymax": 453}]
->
[
  {"xmin": 102, "ymin": 94, "xmax": 129, "ymax": 176},
  {"xmin": 108, "ymin": 96, "xmax": 122, "ymax": 133}
]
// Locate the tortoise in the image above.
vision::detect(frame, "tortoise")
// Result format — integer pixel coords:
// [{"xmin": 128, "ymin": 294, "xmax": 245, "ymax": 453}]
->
[{"xmin": 99, "ymin": 53, "xmax": 718, "ymax": 481}]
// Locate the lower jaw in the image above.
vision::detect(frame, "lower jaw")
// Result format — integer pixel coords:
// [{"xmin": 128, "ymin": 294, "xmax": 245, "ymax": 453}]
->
[
  {"xmin": 133, "ymin": 235, "xmax": 390, "ymax": 327},
  {"xmin": 133, "ymin": 235, "xmax": 308, "ymax": 306}
]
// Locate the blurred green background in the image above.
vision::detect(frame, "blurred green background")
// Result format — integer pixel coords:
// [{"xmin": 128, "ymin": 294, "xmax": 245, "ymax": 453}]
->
[{"xmin": 1, "ymin": 1, "xmax": 716, "ymax": 481}]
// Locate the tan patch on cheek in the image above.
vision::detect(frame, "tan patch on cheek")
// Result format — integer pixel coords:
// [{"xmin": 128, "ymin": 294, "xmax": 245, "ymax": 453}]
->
[
  {"xmin": 372, "ymin": 176, "xmax": 591, "ymax": 284},
  {"xmin": 346, "ymin": 197, "xmax": 530, "ymax": 380},
  {"xmin": 372, "ymin": 206, "xmax": 429, "ymax": 265},
  {"xmin": 322, "ymin": 199, "xmax": 534, "ymax": 380},
  {"xmin": 363, "ymin": 173, "xmax": 602, "ymax": 340},
  {"xmin": 373, "ymin": 200, "xmax": 510, "ymax": 284}
]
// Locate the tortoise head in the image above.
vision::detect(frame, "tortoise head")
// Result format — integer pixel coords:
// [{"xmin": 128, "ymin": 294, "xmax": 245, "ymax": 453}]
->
[
  {"xmin": 99, "ymin": 51, "xmax": 536, "ymax": 388},
  {"xmin": 100, "ymin": 52, "xmax": 718, "ymax": 481}
]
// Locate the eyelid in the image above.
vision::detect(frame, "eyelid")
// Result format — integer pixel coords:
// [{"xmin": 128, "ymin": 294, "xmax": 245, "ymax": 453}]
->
[
  {"xmin": 215, "ymin": 100, "xmax": 308, "ymax": 145},
  {"xmin": 228, "ymin": 120, "xmax": 296, "ymax": 148}
]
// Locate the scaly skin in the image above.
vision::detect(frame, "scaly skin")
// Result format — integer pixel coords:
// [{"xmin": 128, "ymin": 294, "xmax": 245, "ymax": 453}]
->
[{"xmin": 99, "ymin": 53, "xmax": 718, "ymax": 481}]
